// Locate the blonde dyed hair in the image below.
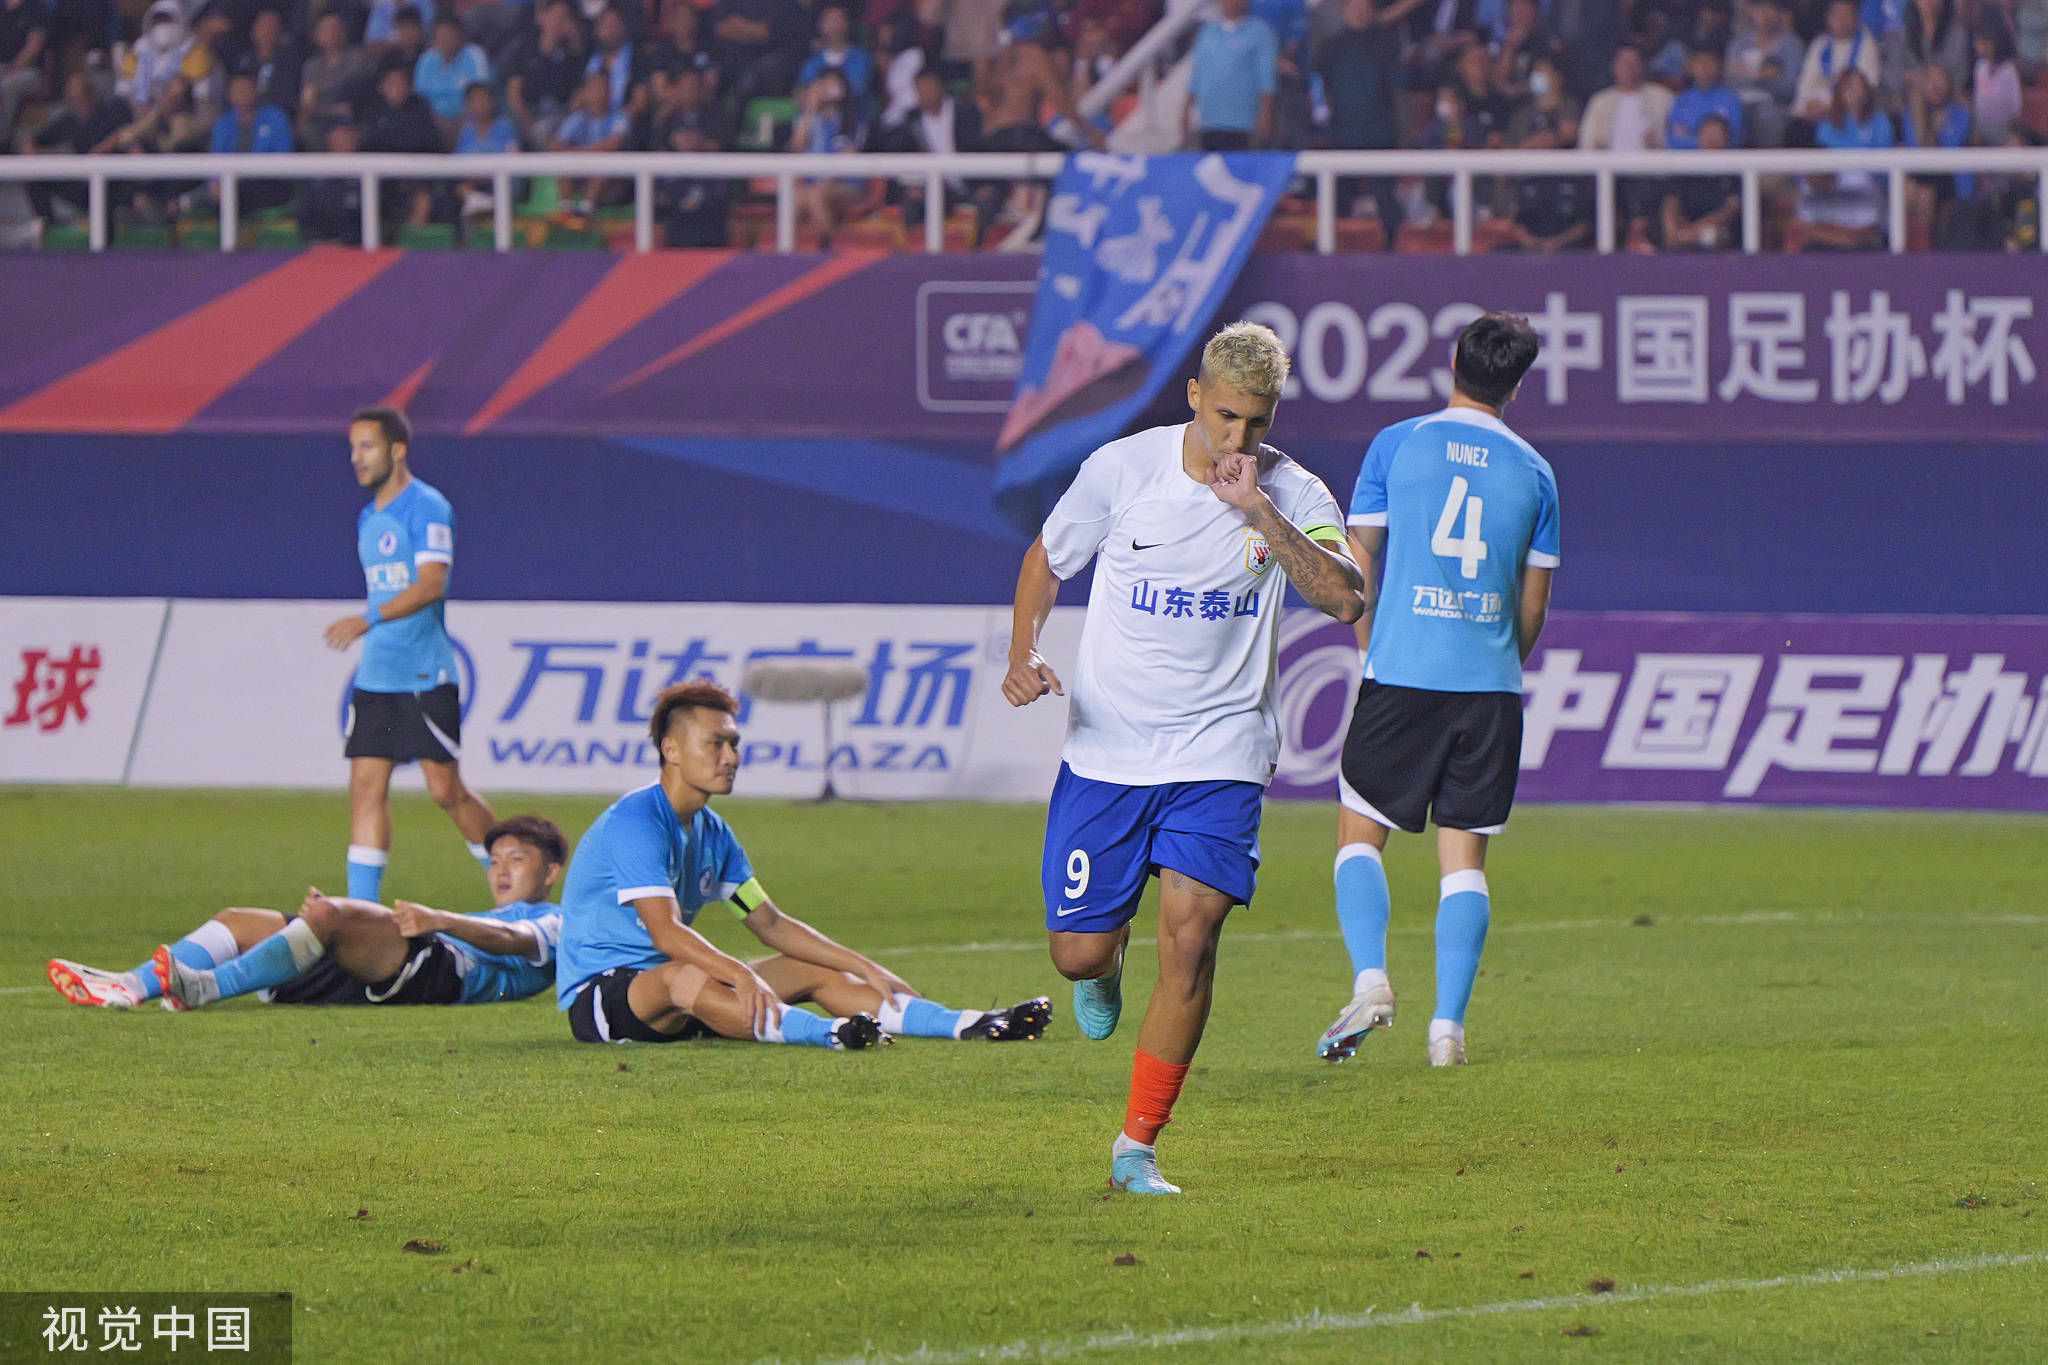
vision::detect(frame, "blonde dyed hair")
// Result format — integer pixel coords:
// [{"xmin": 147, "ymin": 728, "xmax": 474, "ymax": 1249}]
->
[{"xmin": 1198, "ymin": 321, "xmax": 1290, "ymax": 399}]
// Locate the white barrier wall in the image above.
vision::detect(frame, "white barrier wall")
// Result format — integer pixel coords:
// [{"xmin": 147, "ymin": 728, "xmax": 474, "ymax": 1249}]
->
[{"xmin": 6, "ymin": 597, "xmax": 1080, "ymax": 799}]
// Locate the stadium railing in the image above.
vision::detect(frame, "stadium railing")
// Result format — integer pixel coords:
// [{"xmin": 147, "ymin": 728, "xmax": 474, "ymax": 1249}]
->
[{"xmin": 3, "ymin": 148, "xmax": 2043, "ymax": 254}]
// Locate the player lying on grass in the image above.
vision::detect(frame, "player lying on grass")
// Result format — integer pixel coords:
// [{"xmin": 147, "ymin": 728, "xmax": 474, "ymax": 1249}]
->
[
  {"xmin": 556, "ymin": 679, "xmax": 1052, "ymax": 1051},
  {"xmin": 45, "ymin": 815, "xmax": 569, "ymax": 1011}
]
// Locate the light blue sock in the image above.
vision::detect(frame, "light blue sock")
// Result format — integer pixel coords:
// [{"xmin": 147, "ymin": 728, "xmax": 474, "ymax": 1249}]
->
[
  {"xmin": 1334, "ymin": 843, "xmax": 1391, "ymax": 977},
  {"xmin": 766, "ymin": 1008, "xmax": 836, "ymax": 1048},
  {"xmin": 1433, "ymin": 870, "xmax": 1492, "ymax": 1026},
  {"xmin": 209, "ymin": 920, "xmax": 327, "ymax": 1002},
  {"xmin": 126, "ymin": 919, "xmax": 238, "ymax": 1002},
  {"xmin": 346, "ymin": 844, "xmax": 387, "ymax": 902},
  {"xmin": 882, "ymin": 994, "xmax": 966, "ymax": 1039}
]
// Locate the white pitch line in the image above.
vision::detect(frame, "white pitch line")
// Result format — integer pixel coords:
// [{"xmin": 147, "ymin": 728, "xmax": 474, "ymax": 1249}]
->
[
  {"xmin": 804, "ymin": 1250, "xmax": 2047, "ymax": 1365},
  {"xmin": 0, "ymin": 986, "xmax": 37, "ymax": 996}
]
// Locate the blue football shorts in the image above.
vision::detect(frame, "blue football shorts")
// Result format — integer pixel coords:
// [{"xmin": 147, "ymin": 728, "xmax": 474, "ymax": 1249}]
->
[{"xmin": 1040, "ymin": 763, "xmax": 1264, "ymax": 934}]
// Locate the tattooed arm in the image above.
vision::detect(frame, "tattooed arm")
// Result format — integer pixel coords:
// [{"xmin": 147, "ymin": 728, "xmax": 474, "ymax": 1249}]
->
[{"xmin": 1211, "ymin": 454, "xmax": 1366, "ymax": 623}]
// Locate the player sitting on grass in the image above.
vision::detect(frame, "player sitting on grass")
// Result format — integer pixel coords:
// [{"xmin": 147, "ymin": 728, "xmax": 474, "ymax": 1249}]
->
[
  {"xmin": 46, "ymin": 815, "xmax": 569, "ymax": 1011},
  {"xmin": 557, "ymin": 680, "xmax": 1052, "ymax": 1051}
]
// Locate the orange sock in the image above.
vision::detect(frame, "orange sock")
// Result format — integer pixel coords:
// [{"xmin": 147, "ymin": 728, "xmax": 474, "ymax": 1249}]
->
[{"xmin": 1122, "ymin": 1049, "xmax": 1191, "ymax": 1145}]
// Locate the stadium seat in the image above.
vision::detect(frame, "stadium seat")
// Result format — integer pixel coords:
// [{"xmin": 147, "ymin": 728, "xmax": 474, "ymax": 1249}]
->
[
  {"xmin": 1394, "ymin": 220, "xmax": 1455, "ymax": 253},
  {"xmin": 43, "ymin": 223, "xmax": 90, "ymax": 252},
  {"xmin": 179, "ymin": 220, "xmax": 222, "ymax": 251},
  {"xmin": 112, "ymin": 223, "xmax": 176, "ymax": 250},
  {"xmin": 832, "ymin": 214, "xmax": 907, "ymax": 250},
  {"xmin": 395, "ymin": 223, "xmax": 458, "ymax": 251},
  {"xmin": 1255, "ymin": 216, "xmax": 1311, "ymax": 252},
  {"xmin": 1471, "ymin": 218, "xmax": 1523, "ymax": 253},
  {"xmin": 1333, "ymin": 217, "xmax": 1386, "ymax": 253},
  {"xmin": 2025, "ymin": 87, "xmax": 2048, "ymax": 139},
  {"xmin": 738, "ymin": 97, "xmax": 798, "ymax": 151},
  {"xmin": 542, "ymin": 220, "xmax": 606, "ymax": 250}
]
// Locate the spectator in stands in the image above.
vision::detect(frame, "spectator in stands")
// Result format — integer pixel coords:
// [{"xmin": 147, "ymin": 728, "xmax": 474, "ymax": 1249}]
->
[
  {"xmin": 709, "ymin": 0, "xmax": 804, "ymax": 113},
  {"xmin": 880, "ymin": 66, "xmax": 989, "ymax": 233},
  {"xmin": 1509, "ymin": 120, "xmax": 1594, "ymax": 249},
  {"xmin": 388, "ymin": 6, "xmax": 429, "ymax": 67},
  {"xmin": 645, "ymin": 0, "xmax": 718, "ymax": 111},
  {"xmin": 416, "ymin": 15, "xmax": 489, "ymax": 124},
  {"xmin": 1902, "ymin": 60, "xmax": 1970, "ymax": 231},
  {"xmin": 300, "ymin": 12, "xmax": 373, "ymax": 143},
  {"xmin": 452, "ymin": 81, "xmax": 517, "ymax": 232},
  {"xmin": 1795, "ymin": 0, "xmax": 1880, "ymax": 123},
  {"xmin": 584, "ymin": 6, "xmax": 642, "ymax": 119},
  {"xmin": 0, "ymin": 0, "xmax": 48, "ymax": 148},
  {"xmin": 1881, "ymin": 0, "xmax": 1967, "ymax": 106},
  {"xmin": 1316, "ymin": 0, "xmax": 1404, "ymax": 235},
  {"xmin": 506, "ymin": 0, "xmax": 586, "ymax": 147},
  {"xmin": 1186, "ymin": 0, "xmax": 1278, "ymax": 149},
  {"xmin": 1508, "ymin": 53, "xmax": 1580, "ymax": 141},
  {"xmin": 1660, "ymin": 111, "xmax": 1742, "ymax": 247},
  {"xmin": 650, "ymin": 64, "xmax": 730, "ymax": 245},
  {"xmin": 1450, "ymin": 40, "xmax": 1513, "ymax": 142},
  {"xmin": 107, "ymin": 72, "xmax": 211, "ymax": 223},
  {"xmin": 552, "ymin": 68, "xmax": 629, "ymax": 215},
  {"xmin": 367, "ymin": 0, "xmax": 434, "ymax": 47},
  {"xmin": 363, "ymin": 61, "xmax": 443, "ymax": 228},
  {"xmin": 1797, "ymin": 66, "xmax": 1892, "ymax": 247},
  {"xmin": 1552, "ymin": 0, "xmax": 1623, "ymax": 97},
  {"xmin": 942, "ymin": 0, "xmax": 1005, "ymax": 84},
  {"xmin": 1252, "ymin": 0, "xmax": 1311, "ymax": 146},
  {"xmin": 1422, "ymin": 80, "xmax": 1485, "ymax": 146},
  {"xmin": 2013, "ymin": 0, "xmax": 2048, "ymax": 70},
  {"xmin": 1727, "ymin": 0, "xmax": 1803, "ymax": 105},
  {"xmin": 799, "ymin": 5, "xmax": 873, "ymax": 114},
  {"xmin": 1670, "ymin": 43, "xmax": 1746, "ymax": 146},
  {"xmin": 122, "ymin": 1, "xmax": 217, "ymax": 112},
  {"xmin": 233, "ymin": 8, "xmax": 302, "ymax": 113},
  {"xmin": 788, "ymin": 66, "xmax": 867, "ymax": 239},
  {"xmin": 1492, "ymin": 0, "xmax": 1560, "ymax": 99},
  {"xmin": 301, "ymin": 119, "xmax": 365, "ymax": 243},
  {"xmin": 983, "ymin": 11, "xmax": 1099, "ymax": 155},
  {"xmin": 1972, "ymin": 17, "xmax": 2022, "ymax": 140},
  {"xmin": 209, "ymin": 69, "xmax": 295, "ymax": 213},
  {"xmin": 22, "ymin": 72, "xmax": 127, "ymax": 223},
  {"xmin": 874, "ymin": 12, "xmax": 923, "ymax": 129},
  {"xmin": 1580, "ymin": 42, "xmax": 1673, "ymax": 148}
]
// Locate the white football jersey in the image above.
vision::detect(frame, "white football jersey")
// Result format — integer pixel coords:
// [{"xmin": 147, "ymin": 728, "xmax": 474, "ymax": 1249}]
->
[{"xmin": 1041, "ymin": 423, "xmax": 1346, "ymax": 787}]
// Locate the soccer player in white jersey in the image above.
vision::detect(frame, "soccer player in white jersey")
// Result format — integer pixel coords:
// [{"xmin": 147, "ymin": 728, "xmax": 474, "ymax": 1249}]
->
[
  {"xmin": 1004, "ymin": 322, "xmax": 1366, "ymax": 1195},
  {"xmin": 1318, "ymin": 312, "xmax": 1560, "ymax": 1069}
]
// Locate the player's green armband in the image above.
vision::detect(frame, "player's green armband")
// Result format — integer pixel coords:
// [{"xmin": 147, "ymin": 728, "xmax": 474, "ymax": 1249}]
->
[
  {"xmin": 1304, "ymin": 524, "xmax": 1347, "ymax": 547},
  {"xmin": 728, "ymin": 877, "xmax": 769, "ymax": 920}
]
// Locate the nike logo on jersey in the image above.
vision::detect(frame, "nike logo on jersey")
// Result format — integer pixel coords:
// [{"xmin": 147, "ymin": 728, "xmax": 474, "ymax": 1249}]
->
[
  {"xmin": 1131, "ymin": 539, "xmax": 1163, "ymax": 551},
  {"xmin": 1055, "ymin": 904, "xmax": 1090, "ymax": 917}
]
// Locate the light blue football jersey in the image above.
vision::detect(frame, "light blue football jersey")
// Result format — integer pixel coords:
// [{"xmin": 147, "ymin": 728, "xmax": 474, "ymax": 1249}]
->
[
  {"xmin": 1348, "ymin": 408, "xmax": 1561, "ymax": 694},
  {"xmin": 445, "ymin": 902, "xmax": 563, "ymax": 1003},
  {"xmin": 356, "ymin": 479, "xmax": 459, "ymax": 694},
  {"xmin": 555, "ymin": 783, "xmax": 756, "ymax": 1006}
]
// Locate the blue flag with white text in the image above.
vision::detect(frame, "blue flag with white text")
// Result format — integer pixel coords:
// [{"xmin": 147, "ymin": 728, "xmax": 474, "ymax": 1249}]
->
[{"xmin": 992, "ymin": 151, "xmax": 1299, "ymax": 533}]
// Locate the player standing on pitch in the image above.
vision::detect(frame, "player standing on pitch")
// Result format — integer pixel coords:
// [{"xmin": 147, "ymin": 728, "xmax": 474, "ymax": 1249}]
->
[
  {"xmin": 322, "ymin": 406, "xmax": 498, "ymax": 904},
  {"xmin": 1317, "ymin": 312, "xmax": 1560, "ymax": 1069},
  {"xmin": 1004, "ymin": 322, "xmax": 1365, "ymax": 1195}
]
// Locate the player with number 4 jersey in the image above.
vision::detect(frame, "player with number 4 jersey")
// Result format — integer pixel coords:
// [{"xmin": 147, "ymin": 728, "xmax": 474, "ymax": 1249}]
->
[
  {"xmin": 1004, "ymin": 322, "xmax": 1366, "ymax": 1196},
  {"xmin": 1319, "ymin": 312, "xmax": 1560, "ymax": 1071}
]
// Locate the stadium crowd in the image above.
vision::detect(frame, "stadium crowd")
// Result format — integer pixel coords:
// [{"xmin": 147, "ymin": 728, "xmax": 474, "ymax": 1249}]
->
[{"xmin": 0, "ymin": 0, "xmax": 2041, "ymax": 247}]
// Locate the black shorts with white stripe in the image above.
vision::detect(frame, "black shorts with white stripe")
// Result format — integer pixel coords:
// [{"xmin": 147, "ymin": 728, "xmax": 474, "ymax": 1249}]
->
[
  {"xmin": 567, "ymin": 967, "xmax": 717, "ymax": 1044},
  {"xmin": 263, "ymin": 935, "xmax": 464, "ymax": 1005},
  {"xmin": 344, "ymin": 683, "xmax": 462, "ymax": 764}
]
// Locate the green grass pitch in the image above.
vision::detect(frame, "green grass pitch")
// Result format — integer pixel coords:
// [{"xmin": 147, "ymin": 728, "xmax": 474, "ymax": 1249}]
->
[{"xmin": 1, "ymin": 787, "xmax": 2043, "ymax": 1361}]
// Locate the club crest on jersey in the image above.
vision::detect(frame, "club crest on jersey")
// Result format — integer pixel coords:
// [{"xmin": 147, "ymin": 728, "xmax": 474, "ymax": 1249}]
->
[
  {"xmin": 698, "ymin": 868, "xmax": 717, "ymax": 899},
  {"xmin": 377, "ymin": 531, "xmax": 398, "ymax": 556},
  {"xmin": 1244, "ymin": 531, "xmax": 1273, "ymax": 575}
]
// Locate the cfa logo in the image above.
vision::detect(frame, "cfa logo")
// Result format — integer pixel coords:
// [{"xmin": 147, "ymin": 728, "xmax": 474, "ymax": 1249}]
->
[
  {"xmin": 1244, "ymin": 531, "xmax": 1273, "ymax": 575},
  {"xmin": 942, "ymin": 310, "xmax": 1025, "ymax": 357},
  {"xmin": 376, "ymin": 531, "xmax": 398, "ymax": 556}
]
